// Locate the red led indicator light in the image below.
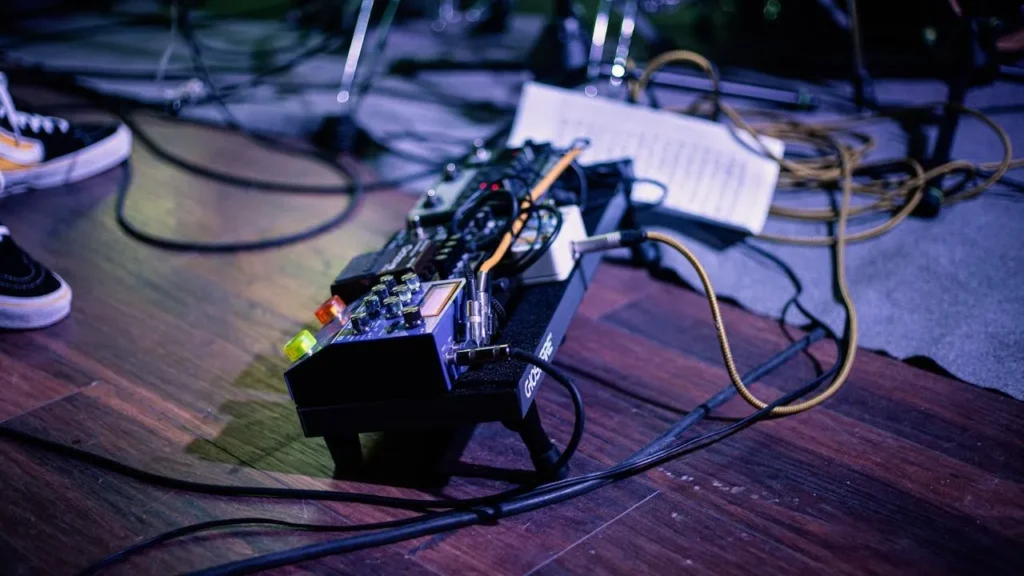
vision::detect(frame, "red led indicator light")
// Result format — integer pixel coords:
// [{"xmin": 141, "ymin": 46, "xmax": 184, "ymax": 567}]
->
[
  {"xmin": 490, "ymin": 183, "xmax": 500, "ymax": 191},
  {"xmin": 479, "ymin": 182, "xmax": 487, "ymax": 189}
]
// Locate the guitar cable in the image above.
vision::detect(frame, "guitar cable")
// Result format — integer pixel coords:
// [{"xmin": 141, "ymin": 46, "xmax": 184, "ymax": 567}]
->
[
  {"xmin": 0, "ymin": 325, "xmax": 834, "ymax": 575},
  {"xmin": 629, "ymin": 50, "xmax": 1021, "ymax": 246},
  {"xmin": 574, "ymin": 175, "xmax": 855, "ymax": 417},
  {"xmin": 616, "ymin": 49, "xmax": 1020, "ymax": 417},
  {"xmin": 182, "ymin": 333, "xmax": 839, "ymax": 576}
]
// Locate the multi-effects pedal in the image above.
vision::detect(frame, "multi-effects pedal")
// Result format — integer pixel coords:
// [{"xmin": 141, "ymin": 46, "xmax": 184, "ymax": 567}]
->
[
  {"xmin": 281, "ymin": 140, "xmax": 632, "ymax": 482},
  {"xmin": 287, "ymin": 277, "xmax": 467, "ymax": 408}
]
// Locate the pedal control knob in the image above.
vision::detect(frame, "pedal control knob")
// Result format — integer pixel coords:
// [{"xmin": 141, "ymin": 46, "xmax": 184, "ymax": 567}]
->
[
  {"xmin": 379, "ymin": 275, "xmax": 397, "ymax": 291},
  {"xmin": 350, "ymin": 311, "xmax": 370, "ymax": 334},
  {"xmin": 401, "ymin": 273, "xmax": 422, "ymax": 293},
  {"xmin": 403, "ymin": 305, "xmax": 423, "ymax": 328},
  {"xmin": 383, "ymin": 296, "xmax": 403, "ymax": 319},
  {"xmin": 362, "ymin": 295, "xmax": 381, "ymax": 317},
  {"xmin": 371, "ymin": 284, "xmax": 389, "ymax": 302},
  {"xmin": 392, "ymin": 286, "xmax": 412, "ymax": 303}
]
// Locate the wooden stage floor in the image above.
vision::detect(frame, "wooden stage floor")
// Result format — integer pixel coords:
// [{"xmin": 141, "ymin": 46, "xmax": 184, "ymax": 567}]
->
[{"xmin": 1, "ymin": 111, "xmax": 1022, "ymax": 575}]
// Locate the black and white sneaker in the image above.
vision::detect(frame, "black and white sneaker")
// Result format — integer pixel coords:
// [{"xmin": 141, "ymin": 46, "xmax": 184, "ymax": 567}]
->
[
  {"xmin": 0, "ymin": 72, "xmax": 132, "ymax": 195},
  {"xmin": 0, "ymin": 225, "xmax": 72, "ymax": 329}
]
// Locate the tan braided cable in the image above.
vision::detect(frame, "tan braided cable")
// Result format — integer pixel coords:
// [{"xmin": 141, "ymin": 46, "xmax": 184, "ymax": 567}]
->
[
  {"xmin": 629, "ymin": 51, "xmax": 1019, "ymax": 245},
  {"xmin": 628, "ymin": 50, "xmax": 1020, "ymax": 414},
  {"xmin": 644, "ymin": 143, "xmax": 859, "ymax": 415}
]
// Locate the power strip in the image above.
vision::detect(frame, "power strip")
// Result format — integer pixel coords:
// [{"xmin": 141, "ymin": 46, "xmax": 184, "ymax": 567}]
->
[{"xmin": 512, "ymin": 205, "xmax": 587, "ymax": 286}]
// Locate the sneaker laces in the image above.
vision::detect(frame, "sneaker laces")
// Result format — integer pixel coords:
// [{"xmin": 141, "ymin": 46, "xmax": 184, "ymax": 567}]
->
[{"xmin": 0, "ymin": 72, "xmax": 70, "ymax": 139}]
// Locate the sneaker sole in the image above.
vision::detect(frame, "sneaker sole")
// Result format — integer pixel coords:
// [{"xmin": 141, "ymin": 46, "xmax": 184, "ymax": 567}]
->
[
  {"xmin": 0, "ymin": 274, "xmax": 72, "ymax": 330},
  {"xmin": 1, "ymin": 123, "xmax": 132, "ymax": 193}
]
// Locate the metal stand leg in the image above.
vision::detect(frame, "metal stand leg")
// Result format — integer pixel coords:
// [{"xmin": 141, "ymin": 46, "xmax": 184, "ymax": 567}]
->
[
  {"xmin": 608, "ymin": 0, "xmax": 638, "ymax": 89},
  {"xmin": 588, "ymin": 1, "xmax": 817, "ymax": 109},
  {"xmin": 932, "ymin": 83, "xmax": 966, "ymax": 169},
  {"xmin": 389, "ymin": 0, "xmax": 587, "ymax": 88},
  {"xmin": 910, "ymin": 18, "xmax": 974, "ymax": 218},
  {"xmin": 930, "ymin": 16, "xmax": 978, "ymax": 171},
  {"xmin": 335, "ymin": 0, "xmax": 379, "ymax": 108},
  {"xmin": 324, "ymin": 433, "xmax": 364, "ymax": 473},
  {"xmin": 467, "ymin": 0, "xmax": 512, "ymax": 34},
  {"xmin": 586, "ymin": 0, "xmax": 614, "ymax": 84},
  {"xmin": 907, "ymin": 15, "xmax": 992, "ymax": 218},
  {"xmin": 315, "ymin": 0, "xmax": 400, "ymax": 152},
  {"xmin": 845, "ymin": 0, "xmax": 877, "ymax": 109},
  {"xmin": 505, "ymin": 402, "xmax": 567, "ymax": 480}
]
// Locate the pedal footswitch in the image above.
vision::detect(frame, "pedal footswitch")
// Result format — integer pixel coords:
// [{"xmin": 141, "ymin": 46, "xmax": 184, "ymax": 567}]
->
[{"xmin": 285, "ymin": 279, "xmax": 467, "ymax": 407}]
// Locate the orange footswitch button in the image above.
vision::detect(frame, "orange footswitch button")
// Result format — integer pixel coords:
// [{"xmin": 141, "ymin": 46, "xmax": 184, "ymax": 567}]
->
[{"xmin": 314, "ymin": 295, "xmax": 346, "ymax": 326}]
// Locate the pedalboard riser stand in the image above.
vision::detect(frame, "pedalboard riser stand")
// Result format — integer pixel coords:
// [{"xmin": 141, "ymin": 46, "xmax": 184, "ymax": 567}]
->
[{"xmin": 282, "ymin": 141, "xmax": 630, "ymax": 484}]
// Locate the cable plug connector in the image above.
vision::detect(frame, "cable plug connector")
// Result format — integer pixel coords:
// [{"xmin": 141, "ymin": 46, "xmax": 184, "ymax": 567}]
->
[
  {"xmin": 452, "ymin": 344, "xmax": 511, "ymax": 366},
  {"xmin": 572, "ymin": 230, "xmax": 646, "ymax": 256},
  {"xmin": 464, "ymin": 271, "xmax": 494, "ymax": 347}
]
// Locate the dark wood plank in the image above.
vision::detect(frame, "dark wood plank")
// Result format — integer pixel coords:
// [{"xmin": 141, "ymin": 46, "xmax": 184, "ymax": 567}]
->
[
  {"xmin": 0, "ymin": 330, "xmax": 96, "ymax": 423},
  {"xmin": 530, "ymin": 491, "xmax": 829, "ymax": 576},
  {"xmin": 600, "ymin": 279, "xmax": 1024, "ymax": 481},
  {"xmin": 0, "ymin": 381, "xmax": 439, "ymax": 576},
  {"xmin": 382, "ymin": 407, "xmax": 657, "ymax": 574},
  {"xmin": 0, "ymin": 440, "xmax": 438, "ymax": 576},
  {"xmin": 230, "ymin": 376, "xmax": 658, "ymax": 574},
  {"xmin": 548, "ymin": 279, "xmax": 1024, "ymax": 575},
  {"xmin": 575, "ymin": 257, "xmax": 661, "ymax": 321}
]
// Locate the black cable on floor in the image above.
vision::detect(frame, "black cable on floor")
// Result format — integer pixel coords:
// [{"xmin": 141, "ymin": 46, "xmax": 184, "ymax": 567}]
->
[
  {"xmin": 43, "ymin": 328, "xmax": 831, "ymax": 574},
  {"xmin": 61, "ymin": 350, "xmax": 583, "ymax": 574},
  {"xmin": 3, "ymin": 15, "xmax": 518, "ymax": 251},
  {"xmin": 76, "ymin": 514, "xmax": 437, "ymax": 576},
  {"xmin": 112, "ymin": 160, "xmax": 364, "ymax": 253},
  {"xmin": 0, "ymin": 350, "xmax": 588, "ymax": 514},
  {"xmin": 6, "ymin": 63, "xmax": 514, "ymax": 251},
  {"xmin": 113, "ymin": 108, "xmax": 513, "ymax": 251},
  {"xmin": 4, "ymin": 37, "xmax": 464, "ymax": 193},
  {"xmin": 103, "ymin": 18, "xmax": 377, "ymax": 254},
  {"xmin": 509, "ymin": 347, "xmax": 585, "ymax": 476},
  {"xmin": 184, "ymin": 344, "xmax": 843, "ymax": 576},
  {"xmin": 119, "ymin": 109, "xmax": 375, "ymax": 192},
  {"xmin": 0, "ymin": 2, "xmax": 297, "ymax": 52},
  {"xmin": 634, "ymin": 325, "xmax": 827, "ymax": 458}
]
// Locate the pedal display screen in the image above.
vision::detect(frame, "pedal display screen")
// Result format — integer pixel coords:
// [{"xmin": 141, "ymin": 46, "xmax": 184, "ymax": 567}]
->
[{"xmin": 420, "ymin": 281, "xmax": 460, "ymax": 317}]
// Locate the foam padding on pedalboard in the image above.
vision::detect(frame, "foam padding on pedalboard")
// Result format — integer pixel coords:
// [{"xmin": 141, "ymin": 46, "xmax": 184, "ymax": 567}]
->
[
  {"xmin": 453, "ymin": 174, "xmax": 630, "ymax": 399},
  {"xmin": 456, "ymin": 281, "xmax": 571, "ymax": 391}
]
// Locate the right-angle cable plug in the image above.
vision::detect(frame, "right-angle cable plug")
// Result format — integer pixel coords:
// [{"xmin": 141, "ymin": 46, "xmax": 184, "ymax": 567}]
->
[
  {"xmin": 452, "ymin": 344, "xmax": 511, "ymax": 367},
  {"xmin": 572, "ymin": 230, "xmax": 647, "ymax": 256}
]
